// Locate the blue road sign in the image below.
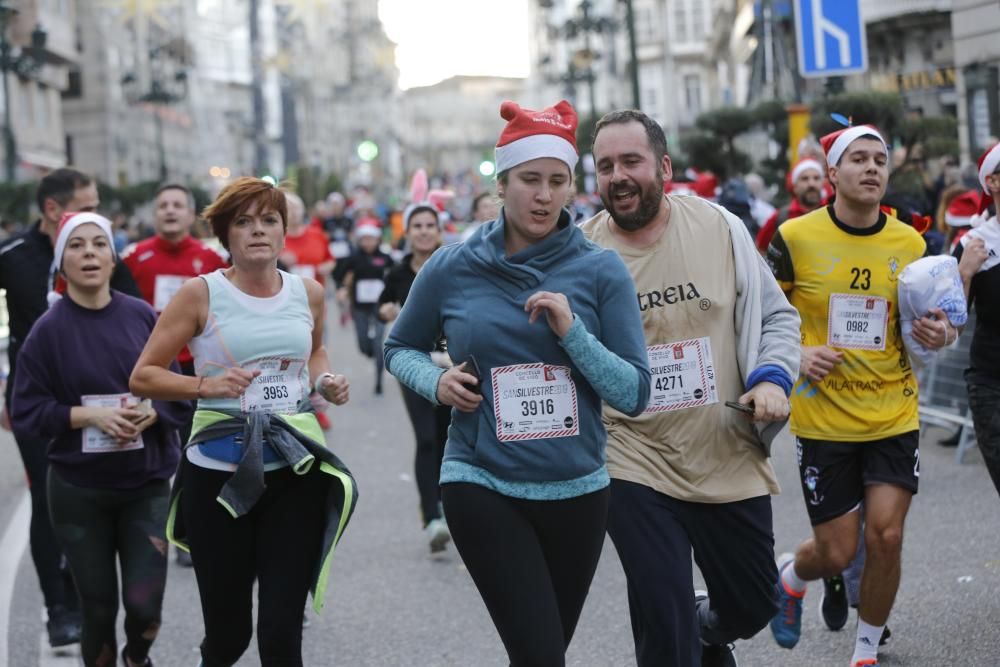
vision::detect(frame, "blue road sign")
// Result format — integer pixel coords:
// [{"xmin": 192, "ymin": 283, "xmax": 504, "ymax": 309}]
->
[{"xmin": 794, "ymin": 0, "xmax": 868, "ymax": 78}]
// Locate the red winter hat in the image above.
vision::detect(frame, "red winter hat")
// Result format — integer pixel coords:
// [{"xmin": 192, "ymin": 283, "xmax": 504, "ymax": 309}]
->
[
  {"xmin": 786, "ymin": 158, "xmax": 824, "ymax": 192},
  {"xmin": 819, "ymin": 125, "xmax": 887, "ymax": 167},
  {"xmin": 494, "ymin": 100, "xmax": 579, "ymax": 174},
  {"xmin": 945, "ymin": 190, "xmax": 980, "ymax": 227}
]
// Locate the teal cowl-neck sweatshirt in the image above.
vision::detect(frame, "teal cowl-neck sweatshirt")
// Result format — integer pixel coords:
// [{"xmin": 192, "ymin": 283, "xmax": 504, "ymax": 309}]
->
[{"xmin": 385, "ymin": 210, "xmax": 650, "ymax": 498}]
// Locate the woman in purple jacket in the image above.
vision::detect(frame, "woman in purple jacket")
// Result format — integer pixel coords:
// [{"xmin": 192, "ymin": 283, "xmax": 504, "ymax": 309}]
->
[{"xmin": 11, "ymin": 212, "xmax": 192, "ymax": 667}]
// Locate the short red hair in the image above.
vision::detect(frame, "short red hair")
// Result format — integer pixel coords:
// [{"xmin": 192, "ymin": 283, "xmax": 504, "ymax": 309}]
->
[{"xmin": 202, "ymin": 177, "xmax": 289, "ymax": 250}]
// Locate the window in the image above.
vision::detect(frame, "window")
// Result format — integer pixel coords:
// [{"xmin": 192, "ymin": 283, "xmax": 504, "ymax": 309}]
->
[
  {"xmin": 684, "ymin": 73, "xmax": 702, "ymax": 115},
  {"xmin": 691, "ymin": 0, "xmax": 705, "ymax": 39},
  {"xmin": 673, "ymin": 0, "xmax": 688, "ymax": 43}
]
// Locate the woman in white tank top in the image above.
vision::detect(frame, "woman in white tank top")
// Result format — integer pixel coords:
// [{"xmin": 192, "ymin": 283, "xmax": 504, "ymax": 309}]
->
[{"xmin": 131, "ymin": 178, "xmax": 358, "ymax": 667}]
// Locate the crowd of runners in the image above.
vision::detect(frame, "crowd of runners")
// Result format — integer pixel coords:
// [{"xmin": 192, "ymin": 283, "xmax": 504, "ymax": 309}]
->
[{"xmin": 1, "ymin": 96, "xmax": 997, "ymax": 667}]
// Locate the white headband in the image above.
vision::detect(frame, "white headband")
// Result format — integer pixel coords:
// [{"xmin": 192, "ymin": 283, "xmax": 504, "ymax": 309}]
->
[
  {"xmin": 978, "ymin": 143, "xmax": 1000, "ymax": 192},
  {"xmin": 827, "ymin": 126, "xmax": 887, "ymax": 167},
  {"xmin": 47, "ymin": 212, "xmax": 116, "ymax": 306}
]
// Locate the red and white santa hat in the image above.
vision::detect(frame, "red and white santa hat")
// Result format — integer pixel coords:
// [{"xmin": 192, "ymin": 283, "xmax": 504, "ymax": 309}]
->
[
  {"xmin": 494, "ymin": 100, "xmax": 579, "ymax": 174},
  {"xmin": 47, "ymin": 211, "xmax": 117, "ymax": 305},
  {"xmin": 51, "ymin": 211, "xmax": 116, "ymax": 273},
  {"xmin": 945, "ymin": 190, "xmax": 981, "ymax": 227},
  {"xmin": 786, "ymin": 158, "xmax": 824, "ymax": 191},
  {"xmin": 819, "ymin": 125, "xmax": 887, "ymax": 167},
  {"xmin": 976, "ymin": 142, "xmax": 1000, "ymax": 214},
  {"xmin": 354, "ymin": 217, "xmax": 382, "ymax": 239}
]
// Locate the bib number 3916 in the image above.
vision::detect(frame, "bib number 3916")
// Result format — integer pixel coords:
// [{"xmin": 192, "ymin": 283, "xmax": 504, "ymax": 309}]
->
[
  {"xmin": 645, "ymin": 337, "xmax": 718, "ymax": 413},
  {"xmin": 827, "ymin": 294, "xmax": 889, "ymax": 351},
  {"xmin": 492, "ymin": 364, "xmax": 580, "ymax": 442},
  {"xmin": 240, "ymin": 356, "xmax": 306, "ymax": 414}
]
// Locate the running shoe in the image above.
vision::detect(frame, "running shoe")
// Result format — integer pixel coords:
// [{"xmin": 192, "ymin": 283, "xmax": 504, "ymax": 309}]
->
[
  {"xmin": 851, "ymin": 660, "xmax": 878, "ymax": 667},
  {"xmin": 46, "ymin": 604, "xmax": 81, "ymax": 647},
  {"xmin": 700, "ymin": 641, "xmax": 738, "ymax": 667},
  {"xmin": 425, "ymin": 518, "xmax": 450, "ymax": 553},
  {"xmin": 820, "ymin": 575, "xmax": 849, "ymax": 630},
  {"xmin": 120, "ymin": 643, "xmax": 153, "ymax": 666},
  {"xmin": 315, "ymin": 410, "xmax": 332, "ymax": 430},
  {"xmin": 880, "ymin": 626, "xmax": 892, "ymax": 646},
  {"xmin": 770, "ymin": 553, "xmax": 805, "ymax": 649}
]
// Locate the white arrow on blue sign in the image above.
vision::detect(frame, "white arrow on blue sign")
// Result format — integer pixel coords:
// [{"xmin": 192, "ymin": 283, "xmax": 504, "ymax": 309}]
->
[{"xmin": 793, "ymin": 0, "xmax": 868, "ymax": 78}]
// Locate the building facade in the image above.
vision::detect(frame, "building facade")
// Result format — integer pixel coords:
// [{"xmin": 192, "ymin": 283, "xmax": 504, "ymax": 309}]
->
[
  {"xmin": 0, "ymin": 0, "xmax": 78, "ymax": 181},
  {"xmin": 951, "ymin": 0, "xmax": 1000, "ymax": 162}
]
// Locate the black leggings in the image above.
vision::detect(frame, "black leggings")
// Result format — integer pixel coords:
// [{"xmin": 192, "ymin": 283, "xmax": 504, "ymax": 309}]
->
[
  {"xmin": 441, "ymin": 483, "xmax": 609, "ymax": 667},
  {"xmin": 47, "ymin": 469, "xmax": 169, "ymax": 667},
  {"xmin": 351, "ymin": 305, "xmax": 385, "ymax": 385},
  {"xmin": 399, "ymin": 383, "xmax": 450, "ymax": 525},
  {"xmin": 181, "ymin": 460, "xmax": 327, "ymax": 667},
  {"xmin": 14, "ymin": 428, "xmax": 76, "ymax": 612}
]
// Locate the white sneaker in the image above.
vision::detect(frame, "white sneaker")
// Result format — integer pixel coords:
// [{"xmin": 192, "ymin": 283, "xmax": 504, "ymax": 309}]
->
[{"xmin": 425, "ymin": 518, "xmax": 450, "ymax": 553}]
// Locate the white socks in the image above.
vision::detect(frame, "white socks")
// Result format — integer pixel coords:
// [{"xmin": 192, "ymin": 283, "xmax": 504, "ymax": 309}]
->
[
  {"xmin": 851, "ymin": 619, "xmax": 883, "ymax": 665},
  {"xmin": 781, "ymin": 560, "xmax": 808, "ymax": 595}
]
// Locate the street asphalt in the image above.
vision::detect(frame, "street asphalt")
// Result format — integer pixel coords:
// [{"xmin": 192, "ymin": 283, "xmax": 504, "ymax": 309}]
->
[{"xmin": 3, "ymin": 310, "xmax": 998, "ymax": 666}]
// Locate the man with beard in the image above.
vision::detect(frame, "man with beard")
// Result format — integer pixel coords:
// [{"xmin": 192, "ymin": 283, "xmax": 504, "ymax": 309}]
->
[
  {"xmin": 580, "ymin": 109, "xmax": 801, "ymax": 667},
  {"xmin": 756, "ymin": 157, "xmax": 827, "ymax": 252},
  {"xmin": 766, "ymin": 125, "xmax": 954, "ymax": 667}
]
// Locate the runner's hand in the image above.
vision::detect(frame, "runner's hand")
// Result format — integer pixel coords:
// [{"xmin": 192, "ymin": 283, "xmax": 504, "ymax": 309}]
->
[
  {"xmin": 525, "ymin": 291, "xmax": 573, "ymax": 338},
  {"xmin": 318, "ymin": 373, "xmax": 350, "ymax": 406},
  {"xmin": 738, "ymin": 382, "xmax": 789, "ymax": 423},
  {"xmin": 800, "ymin": 346, "xmax": 843, "ymax": 383},
  {"xmin": 958, "ymin": 237, "xmax": 988, "ymax": 282},
  {"xmin": 437, "ymin": 363, "xmax": 483, "ymax": 413},
  {"xmin": 129, "ymin": 399, "xmax": 158, "ymax": 434},
  {"xmin": 201, "ymin": 368, "xmax": 261, "ymax": 399},
  {"xmin": 911, "ymin": 307, "xmax": 957, "ymax": 350},
  {"xmin": 87, "ymin": 407, "xmax": 142, "ymax": 444},
  {"xmin": 378, "ymin": 302, "xmax": 401, "ymax": 322}
]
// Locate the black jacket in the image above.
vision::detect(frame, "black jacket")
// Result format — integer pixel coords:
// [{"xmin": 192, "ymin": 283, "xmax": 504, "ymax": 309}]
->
[{"xmin": 0, "ymin": 221, "xmax": 141, "ymax": 406}]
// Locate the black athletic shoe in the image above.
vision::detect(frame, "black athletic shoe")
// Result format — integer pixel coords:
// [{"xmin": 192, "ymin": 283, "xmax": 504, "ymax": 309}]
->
[
  {"xmin": 880, "ymin": 625, "xmax": 892, "ymax": 646},
  {"xmin": 820, "ymin": 575, "xmax": 849, "ymax": 630},
  {"xmin": 120, "ymin": 643, "xmax": 153, "ymax": 666},
  {"xmin": 46, "ymin": 604, "xmax": 81, "ymax": 648},
  {"xmin": 701, "ymin": 642, "xmax": 738, "ymax": 667},
  {"xmin": 938, "ymin": 430, "xmax": 961, "ymax": 447}
]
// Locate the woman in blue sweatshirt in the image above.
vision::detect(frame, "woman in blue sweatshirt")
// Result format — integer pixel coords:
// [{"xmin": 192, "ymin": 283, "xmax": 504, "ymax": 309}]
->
[
  {"xmin": 384, "ymin": 100, "xmax": 651, "ymax": 666},
  {"xmin": 11, "ymin": 212, "xmax": 193, "ymax": 667}
]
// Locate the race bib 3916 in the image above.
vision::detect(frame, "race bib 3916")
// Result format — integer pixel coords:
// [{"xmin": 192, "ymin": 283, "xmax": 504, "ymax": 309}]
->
[{"xmin": 492, "ymin": 363, "xmax": 580, "ymax": 442}]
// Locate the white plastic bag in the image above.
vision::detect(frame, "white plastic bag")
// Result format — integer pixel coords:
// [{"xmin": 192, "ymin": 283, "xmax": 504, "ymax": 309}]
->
[{"xmin": 897, "ymin": 255, "xmax": 968, "ymax": 368}]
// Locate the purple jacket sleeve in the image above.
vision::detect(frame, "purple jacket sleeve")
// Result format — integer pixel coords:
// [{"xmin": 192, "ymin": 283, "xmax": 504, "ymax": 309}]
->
[{"xmin": 10, "ymin": 330, "xmax": 73, "ymax": 440}]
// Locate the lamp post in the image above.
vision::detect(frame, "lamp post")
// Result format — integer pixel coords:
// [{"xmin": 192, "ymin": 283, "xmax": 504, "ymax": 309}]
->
[
  {"xmin": 121, "ymin": 41, "xmax": 188, "ymax": 181},
  {"xmin": 0, "ymin": 2, "xmax": 47, "ymax": 182},
  {"xmin": 544, "ymin": 0, "xmax": 615, "ymax": 124}
]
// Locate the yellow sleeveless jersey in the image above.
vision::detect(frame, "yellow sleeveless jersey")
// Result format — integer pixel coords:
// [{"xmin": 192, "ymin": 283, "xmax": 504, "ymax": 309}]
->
[{"xmin": 767, "ymin": 206, "xmax": 926, "ymax": 441}]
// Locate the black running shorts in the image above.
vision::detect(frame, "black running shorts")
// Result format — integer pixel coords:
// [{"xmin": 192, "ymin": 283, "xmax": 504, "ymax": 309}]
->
[{"xmin": 795, "ymin": 431, "xmax": 920, "ymax": 526}]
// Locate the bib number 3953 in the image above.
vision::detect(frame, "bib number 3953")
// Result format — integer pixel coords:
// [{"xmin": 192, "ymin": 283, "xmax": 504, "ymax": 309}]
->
[
  {"xmin": 492, "ymin": 363, "xmax": 580, "ymax": 442},
  {"xmin": 645, "ymin": 337, "xmax": 718, "ymax": 412},
  {"xmin": 240, "ymin": 356, "xmax": 306, "ymax": 414},
  {"xmin": 827, "ymin": 294, "xmax": 889, "ymax": 351}
]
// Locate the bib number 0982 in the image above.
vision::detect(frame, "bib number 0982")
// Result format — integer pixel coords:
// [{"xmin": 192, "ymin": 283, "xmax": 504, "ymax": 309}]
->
[
  {"xmin": 845, "ymin": 320, "xmax": 869, "ymax": 333},
  {"xmin": 521, "ymin": 399, "xmax": 555, "ymax": 417}
]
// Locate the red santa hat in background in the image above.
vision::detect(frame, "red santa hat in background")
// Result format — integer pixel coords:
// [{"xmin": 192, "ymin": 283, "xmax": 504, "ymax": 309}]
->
[
  {"xmin": 354, "ymin": 217, "xmax": 383, "ymax": 239},
  {"xmin": 786, "ymin": 158, "xmax": 825, "ymax": 192},
  {"xmin": 976, "ymin": 142, "xmax": 1000, "ymax": 214},
  {"xmin": 945, "ymin": 190, "xmax": 980, "ymax": 227},
  {"xmin": 47, "ymin": 211, "xmax": 117, "ymax": 305},
  {"xmin": 819, "ymin": 125, "xmax": 887, "ymax": 167},
  {"xmin": 494, "ymin": 100, "xmax": 579, "ymax": 174}
]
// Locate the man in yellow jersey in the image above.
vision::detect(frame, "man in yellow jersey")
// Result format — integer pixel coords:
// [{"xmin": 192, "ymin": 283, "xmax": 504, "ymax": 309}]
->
[
  {"xmin": 766, "ymin": 124, "xmax": 957, "ymax": 667},
  {"xmin": 584, "ymin": 110, "xmax": 801, "ymax": 667}
]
